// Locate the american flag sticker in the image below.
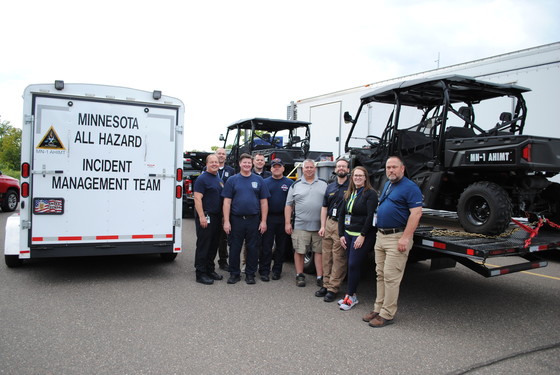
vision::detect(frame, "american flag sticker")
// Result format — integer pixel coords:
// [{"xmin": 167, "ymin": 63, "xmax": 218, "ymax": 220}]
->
[{"xmin": 34, "ymin": 198, "xmax": 64, "ymax": 215}]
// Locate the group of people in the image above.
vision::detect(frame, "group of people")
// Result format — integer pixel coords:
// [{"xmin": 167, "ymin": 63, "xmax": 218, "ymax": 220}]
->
[{"xmin": 193, "ymin": 148, "xmax": 422, "ymax": 328}]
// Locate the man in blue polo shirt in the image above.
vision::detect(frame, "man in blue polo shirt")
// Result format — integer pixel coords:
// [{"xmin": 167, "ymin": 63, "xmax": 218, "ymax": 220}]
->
[
  {"xmin": 222, "ymin": 153, "xmax": 270, "ymax": 284},
  {"xmin": 193, "ymin": 154, "xmax": 224, "ymax": 285},
  {"xmin": 364, "ymin": 156, "xmax": 423, "ymax": 328},
  {"xmin": 261, "ymin": 158, "xmax": 293, "ymax": 281}
]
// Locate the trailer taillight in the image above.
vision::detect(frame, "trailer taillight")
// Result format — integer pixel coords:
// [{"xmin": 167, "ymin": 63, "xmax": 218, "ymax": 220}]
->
[
  {"xmin": 21, "ymin": 182, "xmax": 29, "ymax": 197},
  {"xmin": 522, "ymin": 144, "xmax": 532, "ymax": 162},
  {"xmin": 176, "ymin": 168, "xmax": 183, "ymax": 182},
  {"xmin": 176, "ymin": 185, "xmax": 182, "ymax": 199},
  {"xmin": 21, "ymin": 163, "xmax": 30, "ymax": 178}
]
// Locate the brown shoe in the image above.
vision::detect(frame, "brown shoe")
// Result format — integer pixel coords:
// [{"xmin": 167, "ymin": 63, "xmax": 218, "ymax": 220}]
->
[
  {"xmin": 362, "ymin": 310, "xmax": 379, "ymax": 322},
  {"xmin": 369, "ymin": 315, "xmax": 394, "ymax": 328}
]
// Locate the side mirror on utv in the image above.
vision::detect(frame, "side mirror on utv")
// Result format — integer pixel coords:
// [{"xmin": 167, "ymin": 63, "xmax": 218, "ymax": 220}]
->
[
  {"xmin": 343, "ymin": 111, "xmax": 353, "ymax": 124},
  {"xmin": 219, "ymin": 134, "xmax": 225, "ymax": 141}
]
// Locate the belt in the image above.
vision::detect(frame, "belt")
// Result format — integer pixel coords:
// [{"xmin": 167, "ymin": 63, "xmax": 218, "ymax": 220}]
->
[
  {"xmin": 232, "ymin": 214, "xmax": 258, "ymax": 219},
  {"xmin": 378, "ymin": 228, "xmax": 404, "ymax": 235},
  {"xmin": 328, "ymin": 216, "xmax": 338, "ymax": 222}
]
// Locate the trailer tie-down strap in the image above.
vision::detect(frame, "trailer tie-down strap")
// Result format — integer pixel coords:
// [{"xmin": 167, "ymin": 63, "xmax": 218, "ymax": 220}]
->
[{"xmin": 511, "ymin": 217, "xmax": 560, "ymax": 248}]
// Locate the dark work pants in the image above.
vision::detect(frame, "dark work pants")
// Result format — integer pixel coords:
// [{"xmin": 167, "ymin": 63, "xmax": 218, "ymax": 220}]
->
[
  {"xmin": 261, "ymin": 214, "xmax": 289, "ymax": 276},
  {"xmin": 217, "ymin": 227, "xmax": 228, "ymax": 266},
  {"xmin": 344, "ymin": 232, "xmax": 376, "ymax": 295},
  {"xmin": 229, "ymin": 215, "xmax": 260, "ymax": 277},
  {"xmin": 194, "ymin": 213, "xmax": 221, "ymax": 276}
]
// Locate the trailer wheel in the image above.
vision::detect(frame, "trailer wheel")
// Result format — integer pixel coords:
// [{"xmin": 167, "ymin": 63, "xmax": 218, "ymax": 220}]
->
[
  {"xmin": 5, "ymin": 255, "xmax": 23, "ymax": 268},
  {"xmin": 1, "ymin": 190, "xmax": 19, "ymax": 212},
  {"xmin": 457, "ymin": 181, "xmax": 512, "ymax": 235},
  {"xmin": 160, "ymin": 253, "xmax": 178, "ymax": 262}
]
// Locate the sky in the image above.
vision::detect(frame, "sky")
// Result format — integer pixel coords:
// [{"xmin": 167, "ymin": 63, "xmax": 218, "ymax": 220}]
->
[{"xmin": 1, "ymin": 0, "xmax": 558, "ymax": 151}]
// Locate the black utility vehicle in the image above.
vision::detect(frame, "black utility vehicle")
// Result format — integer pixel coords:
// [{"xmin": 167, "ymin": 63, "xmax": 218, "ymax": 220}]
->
[
  {"xmin": 219, "ymin": 118, "xmax": 332, "ymax": 175},
  {"xmin": 344, "ymin": 75, "xmax": 560, "ymax": 235}
]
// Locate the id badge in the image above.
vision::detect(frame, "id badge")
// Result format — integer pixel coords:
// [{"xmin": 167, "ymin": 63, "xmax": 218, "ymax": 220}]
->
[
  {"xmin": 344, "ymin": 214, "xmax": 351, "ymax": 225},
  {"xmin": 206, "ymin": 214, "xmax": 211, "ymax": 224},
  {"xmin": 332, "ymin": 208, "xmax": 337, "ymax": 217},
  {"xmin": 373, "ymin": 214, "xmax": 377, "ymax": 226}
]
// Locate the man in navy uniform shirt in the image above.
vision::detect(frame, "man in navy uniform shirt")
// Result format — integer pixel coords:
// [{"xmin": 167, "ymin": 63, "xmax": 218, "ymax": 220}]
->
[
  {"xmin": 222, "ymin": 153, "xmax": 270, "ymax": 284},
  {"xmin": 261, "ymin": 158, "xmax": 293, "ymax": 281},
  {"xmin": 193, "ymin": 154, "xmax": 225, "ymax": 285},
  {"xmin": 215, "ymin": 148, "xmax": 235, "ymax": 271},
  {"xmin": 253, "ymin": 153, "xmax": 272, "ymax": 179}
]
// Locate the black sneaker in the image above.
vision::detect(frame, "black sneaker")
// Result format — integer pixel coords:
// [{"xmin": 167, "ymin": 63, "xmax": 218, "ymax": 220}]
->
[
  {"xmin": 208, "ymin": 271, "xmax": 223, "ymax": 281},
  {"xmin": 271, "ymin": 272, "xmax": 281, "ymax": 280},
  {"xmin": 196, "ymin": 274, "xmax": 214, "ymax": 285},
  {"xmin": 219, "ymin": 263, "xmax": 230, "ymax": 272},
  {"xmin": 260, "ymin": 274, "xmax": 270, "ymax": 282},
  {"xmin": 315, "ymin": 287, "xmax": 327, "ymax": 297},
  {"xmin": 246, "ymin": 275, "xmax": 256, "ymax": 284},
  {"xmin": 324, "ymin": 291, "xmax": 337, "ymax": 302},
  {"xmin": 227, "ymin": 274, "xmax": 241, "ymax": 284},
  {"xmin": 296, "ymin": 273, "xmax": 306, "ymax": 287}
]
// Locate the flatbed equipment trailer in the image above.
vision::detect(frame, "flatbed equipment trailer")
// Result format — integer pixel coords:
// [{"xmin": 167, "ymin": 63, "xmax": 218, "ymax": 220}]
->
[{"xmin": 412, "ymin": 213, "xmax": 558, "ymax": 277}]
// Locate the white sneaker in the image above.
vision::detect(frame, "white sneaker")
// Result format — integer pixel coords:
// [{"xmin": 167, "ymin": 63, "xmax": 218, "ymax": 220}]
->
[
  {"xmin": 337, "ymin": 298, "xmax": 345, "ymax": 306},
  {"xmin": 339, "ymin": 295, "xmax": 359, "ymax": 311}
]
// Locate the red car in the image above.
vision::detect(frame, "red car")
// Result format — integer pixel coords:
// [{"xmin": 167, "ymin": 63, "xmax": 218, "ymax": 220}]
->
[{"xmin": 0, "ymin": 172, "xmax": 20, "ymax": 212}]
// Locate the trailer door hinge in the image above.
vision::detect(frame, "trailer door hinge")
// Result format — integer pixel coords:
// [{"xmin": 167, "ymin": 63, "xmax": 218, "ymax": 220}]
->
[
  {"xmin": 21, "ymin": 220, "xmax": 31, "ymax": 229},
  {"xmin": 24, "ymin": 115, "xmax": 34, "ymax": 126},
  {"xmin": 174, "ymin": 219, "xmax": 181, "ymax": 227},
  {"xmin": 176, "ymin": 125, "xmax": 183, "ymax": 134}
]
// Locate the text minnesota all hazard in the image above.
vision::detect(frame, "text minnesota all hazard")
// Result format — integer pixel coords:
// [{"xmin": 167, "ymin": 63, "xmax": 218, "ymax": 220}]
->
[{"xmin": 4, "ymin": 81, "xmax": 185, "ymax": 267}]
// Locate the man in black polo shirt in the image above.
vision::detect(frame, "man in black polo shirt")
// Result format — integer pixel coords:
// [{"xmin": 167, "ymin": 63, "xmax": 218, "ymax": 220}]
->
[{"xmin": 317, "ymin": 158, "xmax": 350, "ymax": 301}]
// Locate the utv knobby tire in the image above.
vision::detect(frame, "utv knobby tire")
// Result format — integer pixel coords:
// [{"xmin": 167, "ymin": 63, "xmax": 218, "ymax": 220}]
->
[
  {"xmin": 539, "ymin": 182, "xmax": 560, "ymax": 229},
  {"xmin": 457, "ymin": 181, "xmax": 512, "ymax": 235},
  {"xmin": 303, "ymin": 246, "xmax": 316, "ymax": 275}
]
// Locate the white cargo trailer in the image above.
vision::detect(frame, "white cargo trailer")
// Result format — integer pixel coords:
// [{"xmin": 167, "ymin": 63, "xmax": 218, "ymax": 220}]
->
[
  {"xmin": 4, "ymin": 81, "xmax": 184, "ymax": 267},
  {"xmin": 290, "ymin": 42, "xmax": 560, "ymax": 158}
]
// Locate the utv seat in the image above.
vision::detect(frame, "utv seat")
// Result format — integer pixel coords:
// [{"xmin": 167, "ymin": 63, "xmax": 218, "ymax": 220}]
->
[{"xmin": 444, "ymin": 126, "xmax": 476, "ymax": 139}]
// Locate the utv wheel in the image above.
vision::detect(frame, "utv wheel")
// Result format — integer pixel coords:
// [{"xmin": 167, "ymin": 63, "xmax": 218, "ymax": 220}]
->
[
  {"xmin": 5, "ymin": 255, "xmax": 23, "ymax": 268},
  {"xmin": 539, "ymin": 182, "xmax": 560, "ymax": 229},
  {"xmin": 457, "ymin": 181, "xmax": 512, "ymax": 235}
]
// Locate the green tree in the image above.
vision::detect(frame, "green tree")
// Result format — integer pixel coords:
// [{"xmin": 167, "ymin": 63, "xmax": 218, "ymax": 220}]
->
[{"xmin": 0, "ymin": 118, "xmax": 22, "ymax": 172}]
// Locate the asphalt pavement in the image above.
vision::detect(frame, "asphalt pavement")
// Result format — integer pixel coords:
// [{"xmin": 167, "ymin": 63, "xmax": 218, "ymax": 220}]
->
[{"xmin": 1, "ymin": 211, "xmax": 559, "ymax": 374}]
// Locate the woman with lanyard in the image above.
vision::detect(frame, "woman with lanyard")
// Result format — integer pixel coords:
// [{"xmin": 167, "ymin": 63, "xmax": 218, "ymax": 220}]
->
[{"xmin": 337, "ymin": 166, "xmax": 378, "ymax": 311}]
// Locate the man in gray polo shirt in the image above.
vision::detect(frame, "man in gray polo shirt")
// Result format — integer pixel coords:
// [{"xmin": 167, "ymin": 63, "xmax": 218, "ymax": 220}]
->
[{"xmin": 285, "ymin": 159, "xmax": 328, "ymax": 287}]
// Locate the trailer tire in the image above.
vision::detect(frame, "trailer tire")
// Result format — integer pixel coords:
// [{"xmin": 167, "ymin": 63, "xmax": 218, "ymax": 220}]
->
[
  {"xmin": 457, "ymin": 181, "xmax": 512, "ymax": 235},
  {"xmin": 5, "ymin": 255, "xmax": 23, "ymax": 268},
  {"xmin": 160, "ymin": 253, "xmax": 178, "ymax": 262},
  {"xmin": 1, "ymin": 189, "xmax": 19, "ymax": 212}
]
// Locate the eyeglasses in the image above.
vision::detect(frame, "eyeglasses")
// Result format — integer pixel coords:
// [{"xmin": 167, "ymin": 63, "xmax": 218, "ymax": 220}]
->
[{"xmin": 353, "ymin": 174, "xmax": 366, "ymax": 178}]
